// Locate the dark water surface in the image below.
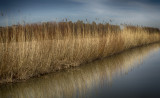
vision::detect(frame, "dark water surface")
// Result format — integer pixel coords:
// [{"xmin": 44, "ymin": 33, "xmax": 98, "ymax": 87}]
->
[{"xmin": 0, "ymin": 43, "xmax": 160, "ymax": 98}]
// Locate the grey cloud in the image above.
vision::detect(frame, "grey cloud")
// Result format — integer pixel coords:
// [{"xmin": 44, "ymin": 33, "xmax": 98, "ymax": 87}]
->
[{"xmin": 0, "ymin": 0, "xmax": 159, "ymax": 28}]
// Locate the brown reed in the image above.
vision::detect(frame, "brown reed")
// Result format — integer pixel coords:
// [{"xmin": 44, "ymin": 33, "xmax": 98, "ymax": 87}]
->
[
  {"xmin": 0, "ymin": 21, "xmax": 160, "ymax": 83},
  {"xmin": 0, "ymin": 43, "xmax": 160, "ymax": 98}
]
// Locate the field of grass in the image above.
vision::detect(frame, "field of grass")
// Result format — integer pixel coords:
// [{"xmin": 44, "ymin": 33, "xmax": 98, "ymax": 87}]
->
[
  {"xmin": 1, "ymin": 43, "xmax": 160, "ymax": 98},
  {"xmin": 0, "ymin": 21, "xmax": 160, "ymax": 83}
]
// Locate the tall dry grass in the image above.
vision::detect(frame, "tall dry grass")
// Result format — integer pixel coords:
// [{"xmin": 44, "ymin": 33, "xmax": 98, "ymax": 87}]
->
[
  {"xmin": 0, "ymin": 21, "xmax": 160, "ymax": 83},
  {"xmin": 0, "ymin": 43, "xmax": 160, "ymax": 98}
]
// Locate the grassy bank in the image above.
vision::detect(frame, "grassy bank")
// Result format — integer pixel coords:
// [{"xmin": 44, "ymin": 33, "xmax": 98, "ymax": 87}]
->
[{"xmin": 0, "ymin": 21, "xmax": 160, "ymax": 83}]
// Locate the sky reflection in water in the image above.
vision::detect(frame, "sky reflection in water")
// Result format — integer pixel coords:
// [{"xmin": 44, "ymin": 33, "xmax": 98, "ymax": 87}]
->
[{"xmin": 0, "ymin": 43, "xmax": 160, "ymax": 98}]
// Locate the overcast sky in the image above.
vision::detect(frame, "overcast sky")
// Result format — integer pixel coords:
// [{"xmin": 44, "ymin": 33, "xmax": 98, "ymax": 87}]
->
[{"xmin": 0, "ymin": 0, "xmax": 160, "ymax": 28}]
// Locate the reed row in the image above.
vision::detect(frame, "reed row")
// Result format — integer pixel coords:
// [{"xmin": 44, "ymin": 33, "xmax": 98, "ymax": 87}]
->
[
  {"xmin": 1, "ymin": 43, "xmax": 160, "ymax": 98},
  {"xmin": 0, "ymin": 21, "xmax": 160, "ymax": 83}
]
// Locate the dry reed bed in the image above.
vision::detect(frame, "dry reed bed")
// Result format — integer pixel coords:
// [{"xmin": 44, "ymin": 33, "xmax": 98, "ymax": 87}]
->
[
  {"xmin": 0, "ymin": 43, "xmax": 160, "ymax": 98},
  {"xmin": 0, "ymin": 21, "xmax": 160, "ymax": 83}
]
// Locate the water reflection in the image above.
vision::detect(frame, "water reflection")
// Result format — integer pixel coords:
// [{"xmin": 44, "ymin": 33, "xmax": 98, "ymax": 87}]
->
[{"xmin": 0, "ymin": 43, "xmax": 160, "ymax": 98}]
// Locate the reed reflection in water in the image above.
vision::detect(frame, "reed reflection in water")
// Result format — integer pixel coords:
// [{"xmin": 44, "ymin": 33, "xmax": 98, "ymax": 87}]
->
[{"xmin": 0, "ymin": 43, "xmax": 160, "ymax": 98}]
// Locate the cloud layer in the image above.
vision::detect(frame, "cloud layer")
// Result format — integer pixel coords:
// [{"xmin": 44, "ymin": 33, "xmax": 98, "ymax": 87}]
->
[{"xmin": 0, "ymin": 0, "xmax": 160, "ymax": 28}]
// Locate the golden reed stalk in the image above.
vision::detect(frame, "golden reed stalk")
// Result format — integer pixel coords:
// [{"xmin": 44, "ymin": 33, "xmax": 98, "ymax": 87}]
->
[
  {"xmin": 0, "ymin": 21, "xmax": 160, "ymax": 83},
  {"xmin": 0, "ymin": 43, "xmax": 160, "ymax": 98}
]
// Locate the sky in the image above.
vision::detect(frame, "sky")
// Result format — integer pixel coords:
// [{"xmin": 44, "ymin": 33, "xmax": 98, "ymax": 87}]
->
[{"xmin": 0, "ymin": 0, "xmax": 160, "ymax": 28}]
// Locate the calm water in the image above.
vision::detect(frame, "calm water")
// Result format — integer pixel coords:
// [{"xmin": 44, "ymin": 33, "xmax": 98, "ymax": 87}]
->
[{"xmin": 0, "ymin": 43, "xmax": 160, "ymax": 98}]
